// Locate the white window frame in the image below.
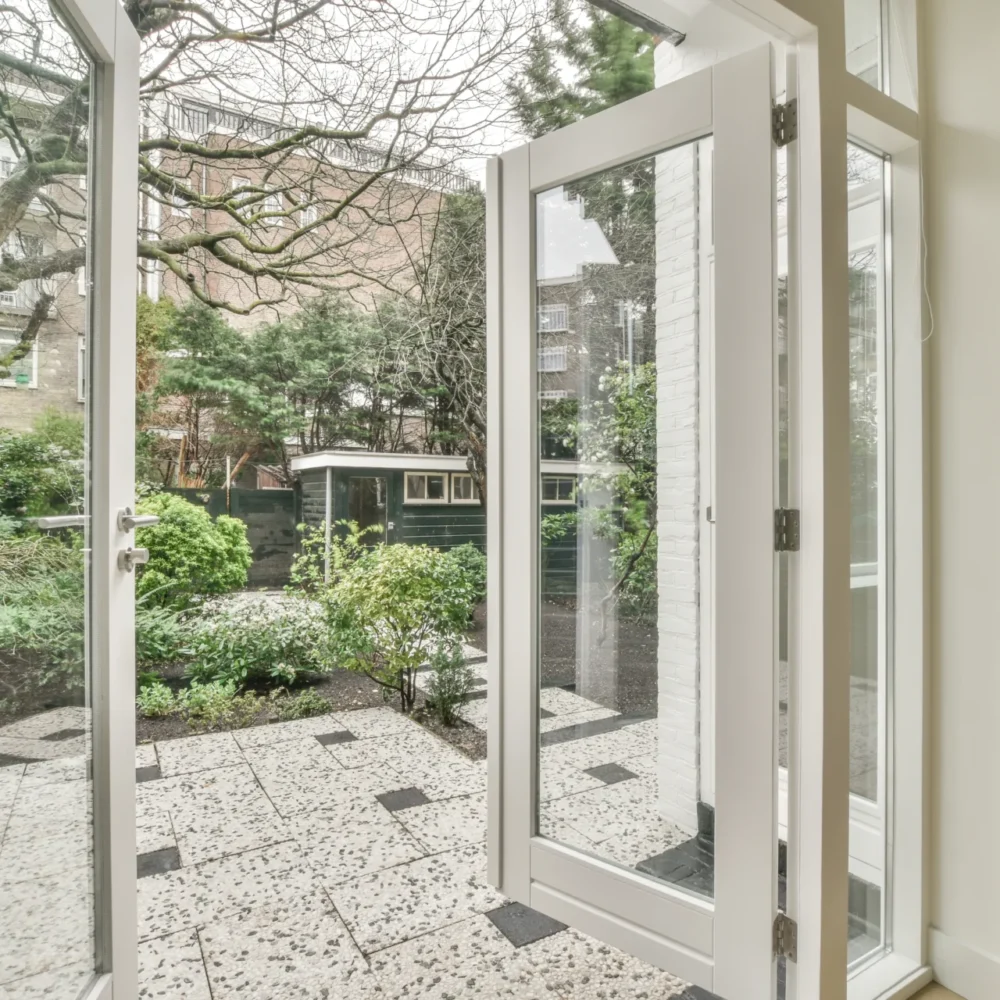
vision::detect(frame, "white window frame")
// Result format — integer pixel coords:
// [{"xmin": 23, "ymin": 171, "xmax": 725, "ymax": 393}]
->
[
  {"xmin": 403, "ymin": 471, "xmax": 448, "ymax": 504},
  {"xmin": 78, "ymin": 334, "xmax": 86, "ymax": 402},
  {"xmin": 450, "ymin": 472, "xmax": 480, "ymax": 504},
  {"xmin": 300, "ymin": 203, "xmax": 318, "ymax": 226},
  {"xmin": 263, "ymin": 190, "xmax": 283, "ymax": 224},
  {"xmin": 537, "ymin": 302, "xmax": 569, "ymax": 332},
  {"xmin": 540, "ymin": 474, "xmax": 576, "ymax": 505},
  {"xmin": 537, "ymin": 345, "xmax": 568, "ymax": 372},
  {"xmin": 538, "ymin": 388, "xmax": 568, "ymax": 400},
  {"xmin": 0, "ymin": 327, "xmax": 38, "ymax": 388}
]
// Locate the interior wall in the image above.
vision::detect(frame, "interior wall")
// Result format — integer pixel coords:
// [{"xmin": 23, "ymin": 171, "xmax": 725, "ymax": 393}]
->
[{"xmin": 922, "ymin": 1, "xmax": 1000, "ymax": 996}]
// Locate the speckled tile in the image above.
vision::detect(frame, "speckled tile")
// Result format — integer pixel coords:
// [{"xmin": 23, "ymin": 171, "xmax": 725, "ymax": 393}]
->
[
  {"xmin": 538, "ymin": 814, "xmax": 599, "ymax": 851},
  {"xmin": 0, "ymin": 763, "xmax": 24, "ymax": 826},
  {"xmin": 0, "ymin": 961, "xmax": 94, "ymax": 1000},
  {"xmin": 0, "ymin": 708, "xmax": 89, "ymax": 741},
  {"xmin": 155, "ymin": 732, "xmax": 244, "ymax": 777},
  {"xmin": 231, "ymin": 714, "xmax": 344, "ymax": 750},
  {"xmin": 20, "ymin": 755, "xmax": 89, "ymax": 788},
  {"xmin": 407, "ymin": 753, "xmax": 487, "ymax": 801},
  {"xmin": 137, "ymin": 839, "xmax": 313, "ymax": 941},
  {"xmin": 457, "ymin": 698, "xmax": 489, "ymax": 730},
  {"xmin": 0, "ymin": 814, "xmax": 93, "ymax": 883},
  {"xmin": 199, "ymin": 891, "xmax": 380, "ymax": 1000},
  {"xmin": 370, "ymin": 914, "xmax": 551, "ymax": 1000},
  {"xmin": 539, "ymin": 687, "xmax": 607, "ymax": 717},
  {"xmin": 328, "ymin": 843, "xmax": 504, "ymax": 953},
  {"xmin": 0, "ymin": 866, "xmax": 94, "ymax": 983},
  {"xmin": 395, "ymin": 792, "xmax": 486, "ymax": 853},
  {"xmin": 324, "ymin": 727, "xmax": 439, "ymax": 770},
  {"xmin": 2, "ymin": 776, "xmax": 91, "ymax": 848},
  {"xmin": 537, "ymin": 757, "xmax": 605, "ymax": 802},
  {"xmin": 137, "ymin": 805, "xmax": 176, "ymax": 857},
  {"xmin": 617, "ymin": 752, "xmax": 658, "ymax": 777},
  {"xmin": 138, "ymin": 929, "xmax": 211, "ymax": 1000},
  {"xmin": 539, "ymin": 727, "xmax": 655, "ymax": 772},
  {"xmin": 337, "ymin": 706, "xmax": 417, "ymax": 739},
  {"xmin": 520, "ymin": 926, "xmax": 688, "ymax": 999},
  {"xmin": 136, "ymin": 743, "xmax": 158, "ymax": 769},
  {"xmin": 285, "ymin": 798, "xmax": 426, "ymax": 885},
  {"xmin": 540, "ymin": 775, "xmax": 662, "ymax": 846},
  {"xmin": 0, "ymin": 736, "xmax": 88, "ymax": 762},
  {"xmin": 539, "ymin": 706, "xmax": 619, "ymax": 733},
  {"xmin": 244, "ymin": 737, "xmax": 402, "ymax": 817},
  {"xmin": 600, "ymin": 823, "xmax": 689, "ymax": 873}
]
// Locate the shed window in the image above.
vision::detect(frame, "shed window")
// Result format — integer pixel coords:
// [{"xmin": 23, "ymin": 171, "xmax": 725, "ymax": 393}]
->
[
  {"xmin": 451, "ymin": 473, "xmax": 480, "ymax": 503},
  {"xmin": 0, "ymin": 329, "xmax": 37, "ymax": 388},
  {"xmin": 541, "ymin": 475, "xmax": 576, "ymax": 504},
  {"xmin": 405, "ymin": 472, "xmax": 447, "ymax": 503}
]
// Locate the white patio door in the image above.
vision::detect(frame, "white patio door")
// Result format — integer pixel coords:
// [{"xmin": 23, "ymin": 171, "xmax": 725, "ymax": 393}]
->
[
  {"xmin": 0, "ymin": 2, "xmax": 139, "ymax": 999},
  {"xmin": 487, "ymin": 44, "xmax": 780, "ymax": 1000}
]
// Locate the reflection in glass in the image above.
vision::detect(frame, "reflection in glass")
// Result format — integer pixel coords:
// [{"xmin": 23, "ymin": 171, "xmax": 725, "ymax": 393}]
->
[
  {"xmin": 0, "ymin": 3, "xmax": 96, "ymax": 996},
  {"xmin": 535, "ymin": 140, "xmax": 716, "ymax": 898},
  {"xmin": 846, "ymin": 0, "xmax": 884, "ymax": 88}
]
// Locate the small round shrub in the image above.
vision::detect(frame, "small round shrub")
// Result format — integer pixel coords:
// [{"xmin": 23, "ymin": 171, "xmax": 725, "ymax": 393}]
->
[
  {"xmin": 445, "ymin": 543, "xmax": 486, "ymax": 607},
  {"xmin": 186, "ymin": 593, "xmax": 331, "ymax": 689},
  {"xmin": 137, "ymin": 681, "xmax": 177, "ymax": 718},
  {"xmin": 135, "ymin": 493, "xmax": 252, "ymax": 607}
]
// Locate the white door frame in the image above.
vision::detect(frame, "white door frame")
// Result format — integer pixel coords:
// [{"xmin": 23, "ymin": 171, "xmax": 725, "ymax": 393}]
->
[
  {"xmin": 57, "ymin": 2, "xmax": 141, "ymax": 998},
  {"xmin": 487, "ymin": 44, "xmax": 778, "ymax": 1000}
]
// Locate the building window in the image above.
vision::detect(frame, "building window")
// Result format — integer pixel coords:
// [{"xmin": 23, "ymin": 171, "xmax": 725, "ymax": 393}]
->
[
  {"xmin": 263, "ymin": 191, "xmax": 283, "ymax": 223},
  {"xmin": 77, "ymin": 266, "xmax": 87, "ymax": 296},
  {"xmin": 299, "ymin": 203, "xmax": 318, "ymax": 227},
  {"xmin": 541, "ymin": 474, "xmax": 576, "ymax": 504},
  {"xmin": 451, "ymin": 473, "xmax": 480, "ymax": 504},
  {"xmin": 538, "ymin": 389, "xmax": 568, "ymax": 401},
  {"xmin": 405, "ymin": 472, "xmax": 447, "ymax": 503},
  {"xmin": 538, "ymin": 303, "xmax": 568, "ymax": 332},
  {"xmin": 0, "ymin": 329, "xmax": 38, "ymax": 388},
  {"xmin": 537, "ymin": 346, "xmax": 568, "ymax": 372},
  {"xmin": 77, "ymin": 336, "xmax": 86, "ymax": 402}
]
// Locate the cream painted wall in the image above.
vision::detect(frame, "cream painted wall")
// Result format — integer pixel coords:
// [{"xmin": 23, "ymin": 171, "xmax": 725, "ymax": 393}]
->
[{"xmin": 923, "ymin": 1, "xmax": 1000, "ymax": 996}]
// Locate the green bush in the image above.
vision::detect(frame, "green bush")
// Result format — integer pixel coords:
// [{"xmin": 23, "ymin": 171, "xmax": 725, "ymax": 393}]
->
[
  {"xmin": 324, "ymin": 543, "xmax": 476, "ymax": 712},
  {"xmin": 287, "ymin": 519, "xmax": 381, "ymax": 594},
  {"xmin": 134, "ymin": 492, "xmax": 252, "ymax": 607},
  {"xmin": 446, "ymin": 543, "xmax": 486, "ymax": 607},
  {"xmin": 0, "ymin": 414, "xmax": 83, "ymax": 519},
  {"xmin": 136, "ymin": 604, "xmax": 188, "ymax": 668},
  {"xmin": 426, "ymin": 643, "xmax": 475, "ymax": 726},
  {"xmin": 273, "ymin": 688, "xmax": 330, "ymax": 721},
  {"xmin": 186, "ymin": 593, "xmax": 331, "ymax": 688},
  {"xmin": 179, "ymin": 680, "xmax": 262, "ymax": 730},
  {"xmin": 137, "ymin": 681, "xmax": 177, "ymax": 718}
]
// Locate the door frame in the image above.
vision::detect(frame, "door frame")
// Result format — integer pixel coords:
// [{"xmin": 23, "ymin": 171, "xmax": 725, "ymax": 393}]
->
[
  {"xmin": 60, "ymin": 1, "xmax": 141, "ymax": 998},
  {"xmin": 487, "ymin": 43, "xmax": 778, "ymax": 999}
]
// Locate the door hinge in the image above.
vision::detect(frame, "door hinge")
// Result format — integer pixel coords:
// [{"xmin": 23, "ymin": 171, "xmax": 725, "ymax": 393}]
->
[
  {"xmin": 773, "ymin": 912, "xmax": 798, "ymax": 962},
  {"xmin": 774, "ymin": 508, "xmax": 800, "ymax": 552},
  {"xmin": 772, "ymin": 98, "xmax": 798, "ymax": 147}
]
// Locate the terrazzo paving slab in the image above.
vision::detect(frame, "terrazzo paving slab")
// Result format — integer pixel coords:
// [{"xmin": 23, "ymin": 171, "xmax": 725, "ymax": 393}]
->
[
  {"xmin": 369, "ymin": 913, "xmax": 551, "ymax": 1000},
  {"xmin": 136, "ymin": 743, "xmax": 158, "ymax": 769},
  {"xmin": 137, "ymin": 839, "xmax": 314, "ymax": 941},
  {"xmin": 0, "ymin": 813, "xmax": 93, "ymax": 883},
  {"xmin": 231, "ymin": 713, "xmax": 345, "ymax": 750},
  {"xmin": 20, "ymin": 755, "xmax": 89, "ymax": 788},
  {"xmin": 600, "ymin": 823, "xmax": 690, "ymax": 873},
  {"xmin": 520, "ymin": 926, "xmax": 688, "ymax": 1000},
  {"xmin": 395, "ymin": 791, "xmax": 486, "ymax": 853},
  {"xmin": 199, "ymin": 891, "xmax": 380, "ymax": 1000},
  {"xmin": 541, "ymin": 775, "xmax": 666, "ymax": 846},
  {"xmin": 137, "ymin": 929, "xmax": 211, "ymax": 1000},
  {"xmin": 155, "ymin": 732, "xmax": 244, "ymax": 777},
  {"xmin": 327, "ymin": 842, "xmax": 504, "ymax": 953},
  {"xmin": 338, "ymin": 706, "xmax": 419, "ymax": 739},
  {"xmin": 539, "ymin": 706, "xmax": 620, "ymax": 733},
  {"xmin": 457, "ymin": 698, "xmax": 490, "ymax": 729},
  {"xmin": 538, "ymin": 815, "xmax": 601, "ymax": 852},
  {"xmin": 0, "ymin": 736, "xmax": 88, "ymax": 762},
  {"xmin": 538, "ymin": 758, "xmax": 607, "ymax": 801},
  {"xmin": 539, "ymin": 686, "xmax": 608, "ymax": 717},
  {"xmin": 0, "ymin": 763, "xmax": 22, "ymax": 828},
  {"xmin": 284, "ymin": 798, "xmax": 426, "ymax": 885},
  {"xmin": 0, "ymin": 707, "xmax": 89, "ymax": 741},
  {"xmin": 0, "ymin": 961, "xmax": 94, "ymax": 1000},
  {"xmin": 325, "ymin": 727, "xmax": 441, "ymax": 771},
  {"xmin": 136, "ymin": 806, "xmax": 176, "ymax": 857},
  {"xmin": 3, "ymin": 775, "xmax": 91, "ymax": 839}
]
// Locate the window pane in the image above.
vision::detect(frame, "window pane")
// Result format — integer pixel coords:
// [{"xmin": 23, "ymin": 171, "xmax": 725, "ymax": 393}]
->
[
  {"xmin": 406, "ymin": 474, "xmax": 426, "ymax": 499},
  {"xmin": 427, "ymin": 475, "xmax": 446, "ymax": 500},
  {"xmin": 846, "ymin": 0, "xmax": 883, "ymax": 88}
]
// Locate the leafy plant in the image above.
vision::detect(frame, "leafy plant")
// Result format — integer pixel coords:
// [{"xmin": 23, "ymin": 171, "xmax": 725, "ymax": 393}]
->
[
  {"xmin": 446, "ymin": 542, "xmax": 486, "ymax": 607},
  {"xmin": 134, "ymin": 492, "xmax": 252, "ymax": 608},
  {"xmin": 273, "ymin": 688, "xmax": 330, "ymax": 721},
  {"xmin": 287, "ymin": 519, "xmax": 382, "ymax": 595},
  {"xmin": 179, "ymin": 680, "xmax": 263, "ymax": 731},
  {"xmin": 186, "ymin": 593, "xmax": 331, "ymax": 688},
  {"xmin": 136, "ymin": 604, "xmax": 188, "ymax": 668},
  {"xmin": 137, "ymin": 681, "xmax": 177, "ymax": 718},
  {"xmin": 324, "ymin": 543, "xmax": 477, "ymax": 712},
  {"xmin": 0, "ymin": 413, "xmax": 84, "ymax": 519},
  {"xmin": 425, "ymin": 643, "xmax": 475, "ymax": 726}
]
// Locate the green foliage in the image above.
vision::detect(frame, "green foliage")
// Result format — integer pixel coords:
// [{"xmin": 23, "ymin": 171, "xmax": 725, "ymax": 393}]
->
[
  {"xmin": 425, "ymin": 643, "xmax": 475, "ymax": 726},
  {"xmin": 136, "ymin": 604, "xmax": 188, "ymax": 668},
  {"xmin": 137, "ymin": 681, "xmax": 177, "ymax": 718},
  {"xmin": 446, "ymin": 543, "xmax": 486, "ymax": 607},
  {"xmin": 273, "ymin": 688, "xmax": 331, "ymax": 721},
  {"xmin": 0, "ymin": 413, "xmax": 84, "ymax": 519},
  {"xmin": 185, "ymin": 594, "xmax": 331, "ymax": 688},
  {"xmin": 287, "ymin": 519, "xmax": 382, "ymax": 595},
  {"xmin": 324, "ymin": 543, "xmax": 476, "ymax": 712},
  {"xmin": 178, "ymin": 680, "xmax": 263, "ymax": 731},
  {"xmin": 134, "ymin": 492, "xmax": 251, "ymax": 607}
]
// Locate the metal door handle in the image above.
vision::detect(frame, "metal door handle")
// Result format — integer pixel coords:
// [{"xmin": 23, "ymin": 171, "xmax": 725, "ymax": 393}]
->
[
  {"xmin": 118, "ymin": 547, "xmax": 150, "ymax": 572},
  {"xmin": 118, "ymin": 507, "xmax": 161, "ymax": 532},
  {"xmin": 35, "ymin": 514, "xmax": 88, "ymax": 529}
]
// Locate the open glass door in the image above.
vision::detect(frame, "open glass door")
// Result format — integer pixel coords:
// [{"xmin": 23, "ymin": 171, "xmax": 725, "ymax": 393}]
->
[
  {"xmin": 488, "ymin": 43, "xmax": 779, "ymax": 1000},
  {"xmin": 0, "ymin": 2, "xmax": 139, "ymax": 998}
]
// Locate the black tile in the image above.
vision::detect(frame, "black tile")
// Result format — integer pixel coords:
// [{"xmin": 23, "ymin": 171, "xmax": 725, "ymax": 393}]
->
[
  {"xmin": 584, "ymin": 763, "xmax": 639, "ymax": 785},
  {"xmin": 136, "ymin": 764, "xmax": 162, "ymax": 783},
  {"xmin": 0, "ymin": 753, "xmax": 41, "ymax": 767},
  {"xmin": 540, "ymin": 713, "xmax": 653, "ymax": 747},
  {"xmin": 376, "ymin": 786, "xmax": 430, "ymax": 812},
  {"xmin": 464, "ymin": 688, "xmax": 488, "ymax": 702},
  {"xmin": 677, "ymin": 987, "xmax": 721, "ymax": 1000},
  {"xmin": 486, "ymin": 902, "xmax": 567, "ymax": 947},
  {"xmin": 40, "ymin": 728, "xmax": 86, "ymax": 742},
  {"xmin": 315, "ymin": 731, "xmax": 357, "ymax": 746},
  {"xmin": 137, "ymin": 846, "xmax": 181, "ymax": 878},
  {"xmin": 470, "ymin": 676, "xmax": 488, "ymax": 688},
  {"xmin": 637, "ymin": 833, "xmax": 715, "ymax": 897},
  {"xmin": 539, "ymin": 708, "xmax": 555, "ymax": 719}
]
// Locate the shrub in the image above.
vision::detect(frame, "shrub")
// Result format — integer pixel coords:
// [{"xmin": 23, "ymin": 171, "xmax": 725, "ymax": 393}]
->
[
  {"xmin": 186, "ymin": 593, "xmax": 331, "ymax": 688},
  {"xmin": 137, "ymin": 681, "xmax": 177, "ymax": 718},
  {"xmin": 273, "ymin": 688, "xmax": 330, "ymax": 721},
  {"xmin": 134, "ymin": 492, "xmax": 252, "ymax": 607},
  {"xmin": 0, "ymin": 418, "xmax": 83, "ymax": 519},
  {"xmin": 446, "ymin": 543, "xmax": 486, "ymax": 607},
  {"xmin": 426, "ymin": 643, "xmax": 475, "ymax": 726},
  {"xmin": 287, "ymin": 519, "xmax": 381, "ymax": 594},
  {"xmin": 324, "ymin": 543, "xmax": 477, "ymax": 712},
  {"xmin": 136, "ymin": 604, "xmax": 188, "ymax": 668},
  {"xmin": 179, "ymin": 680, "xmax": 262, "ymax": 731}
]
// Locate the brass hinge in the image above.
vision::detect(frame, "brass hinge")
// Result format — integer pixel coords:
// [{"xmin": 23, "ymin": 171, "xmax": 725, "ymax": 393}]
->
[
  {"xmin": 774, "ymin": 508, "xmax": 800, "ymax": 552},
  {"xmin": 773, "ymin": 912, "xmax": 798, "ymax": 962},
  {"xmin": 772, "ymin": 99, "xmax": 798, "ymax": 147}
]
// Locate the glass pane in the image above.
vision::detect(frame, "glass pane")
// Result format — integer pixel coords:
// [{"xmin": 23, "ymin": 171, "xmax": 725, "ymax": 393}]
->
[
  {"xmin": 0, "ymin": 3, "xmax": 97, "ymax": 996},
  {"xmin": 427, "ymin": 475, "xmax": 446, "ymax": 501},
  {"xmin": 847, "ymin": 142, "xmax": 887, "ymax": 963},
  {"xmin": 846, "ymin": 0, "xmax": 884, "ymax": 88},
  {"xmin": 406, "ymin": 474, "xmax": 426, "ymax": 499},
  {"xmin": 536, "ymin": 138, "xmax": 716, "ymax": 897}
]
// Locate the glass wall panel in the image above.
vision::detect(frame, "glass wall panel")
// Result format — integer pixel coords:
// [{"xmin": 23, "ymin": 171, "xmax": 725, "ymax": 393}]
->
[{"xmin": 846, "ymin": 0, "xmax": 884, "ymax": 88}]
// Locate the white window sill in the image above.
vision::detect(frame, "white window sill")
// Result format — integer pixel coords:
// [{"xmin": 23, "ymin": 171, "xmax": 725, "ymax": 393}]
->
[{"xmin": 847, "ymin": 951, "xmax": 932, "ymax": 1000}]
